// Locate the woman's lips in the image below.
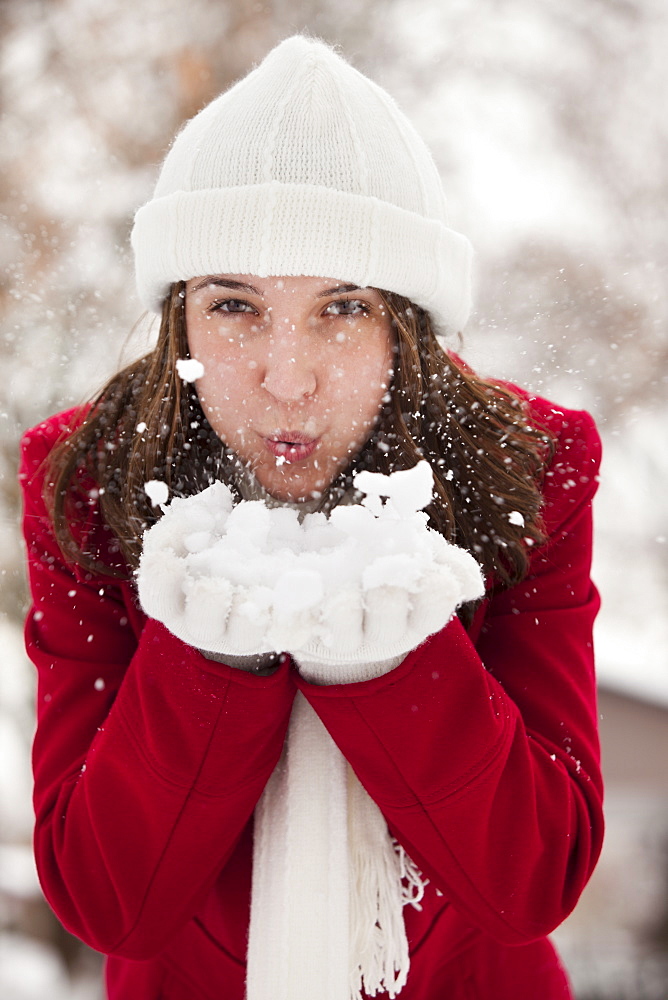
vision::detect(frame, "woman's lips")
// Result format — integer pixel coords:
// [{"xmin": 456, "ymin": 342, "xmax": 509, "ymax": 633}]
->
[{"xmin": 264, "ymin": 433, "xmax": 319, "ymax": 464}]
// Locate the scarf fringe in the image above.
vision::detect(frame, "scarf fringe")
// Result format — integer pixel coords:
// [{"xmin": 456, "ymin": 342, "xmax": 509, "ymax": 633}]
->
[
  {"xmin": 347, "ymin": 769, "xmax": 429, "ymax": 1000},
  {"xmin": 396, "ymin": 840, "xmax": 428, "ymax": 910}
]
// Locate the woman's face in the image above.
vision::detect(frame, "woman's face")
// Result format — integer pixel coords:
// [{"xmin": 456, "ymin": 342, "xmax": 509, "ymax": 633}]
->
[{"xmin": 184, "ymin": 274, "xmax": 394, "ymax": 502}]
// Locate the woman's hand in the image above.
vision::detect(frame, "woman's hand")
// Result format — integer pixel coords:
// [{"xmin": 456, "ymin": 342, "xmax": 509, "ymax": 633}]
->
[{"xmin": 137, "ymin": 480, "xmax": 281, "ymax": 656}]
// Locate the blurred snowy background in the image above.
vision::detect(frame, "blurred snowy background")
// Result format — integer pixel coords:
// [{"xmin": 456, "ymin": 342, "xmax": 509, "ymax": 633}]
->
[{"xmin": 1, "ymin": 1, "xmax": 666, "ymax": 997}]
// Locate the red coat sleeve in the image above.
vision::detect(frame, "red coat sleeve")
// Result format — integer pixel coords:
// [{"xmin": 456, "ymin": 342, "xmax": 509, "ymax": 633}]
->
[
  {"xmin": 296, "ymin": 405, "xmax": 603, "ymax": 945},
  {"xmin": 20, "ymin": 416, "xmax": 297, "ymax": 959}
]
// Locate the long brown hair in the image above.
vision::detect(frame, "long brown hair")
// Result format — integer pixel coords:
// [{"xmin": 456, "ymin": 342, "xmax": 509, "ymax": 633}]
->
[{"xmin": 47, "ymin": 283, "xmax": 554, "ymax": 590}]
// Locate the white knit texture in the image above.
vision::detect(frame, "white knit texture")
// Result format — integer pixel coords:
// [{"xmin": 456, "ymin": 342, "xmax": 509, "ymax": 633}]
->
[
  {"xmin": 248, "ymin": 694, "xmax": 351, "ymax": 1000},
  {"xmin": 248, "ymin": 690, "xmax": 426, "ymax": 1000},
  {"xmin": 131, "ymin": 35, "xmax": 474, "ymax": 336}
]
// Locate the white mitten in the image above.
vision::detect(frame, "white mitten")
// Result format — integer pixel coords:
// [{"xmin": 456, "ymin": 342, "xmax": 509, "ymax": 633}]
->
[
  {"xmin": 137, "ymin": 480, "xmax": 316, "ymax": 656},
  {"xmin": 291, "ymin": 463, "xmax": 485, "ymax": 683}
]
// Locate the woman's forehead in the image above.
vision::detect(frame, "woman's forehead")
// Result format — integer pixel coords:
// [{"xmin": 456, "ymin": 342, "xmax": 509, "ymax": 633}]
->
[{"xmin": 186, "ymin": 274, "xmax": 371, "ymax": 295}]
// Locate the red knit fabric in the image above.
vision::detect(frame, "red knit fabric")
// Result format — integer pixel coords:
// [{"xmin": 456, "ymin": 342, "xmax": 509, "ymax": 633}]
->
[{"xmin": 20, "ymin": 392, "xmax": 603, "ymax": 1000}]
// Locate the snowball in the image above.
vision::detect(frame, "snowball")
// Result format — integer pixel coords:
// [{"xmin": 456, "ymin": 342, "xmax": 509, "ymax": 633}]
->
[
  {"xmin": 183, "ymin": 531, "xmax": 212, "ymax": 554},
  {"xmin": 198, "ymin": 481, "xmax": 235, "ymax": 522},
  {"xmin": 225, "ymin": 500, "xmax": 272, "ymax": 548},
  {"xmin": 385, "ymin": 462, "xmax": 434, "ymax": 516},
  {"xmin": 273, "ymin": 569, "xmax": 324, "ymax": 614},
  {"xmin": 362, "ymin": 554, "xmax": 421, "ymax": 591},
  {"xmin": 176, "ymin": 357, "xmax": 205, "ymax": 382},
  {"xmin": 266, "ymin": 506, "xmax": 304, "ymax": 549},
  {"xmin": 145, "ymin": 479, "xmax": 169, "ymax": 507},
  {"xmin": 300, "ymin": 512, "xmax": 341, "ymax": 552},
  {"xmin": 354, "ymin": 460, "xmax": 434, "ymax": 517},
  {"xmin": 329, "ymin": 503, "xmax": 376, "ymax": 541}
]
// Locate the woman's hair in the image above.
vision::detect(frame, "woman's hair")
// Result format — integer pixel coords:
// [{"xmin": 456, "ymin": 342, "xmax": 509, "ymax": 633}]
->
[{"xmin": 47, "ymin": 283, "xmax": 554, "ymax": 595}]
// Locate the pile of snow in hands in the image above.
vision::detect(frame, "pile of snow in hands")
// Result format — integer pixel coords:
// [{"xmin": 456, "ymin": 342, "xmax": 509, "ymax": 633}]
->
[{"xmin": 138, "ymin": 462, "xmax": 484, "ymax": 654}]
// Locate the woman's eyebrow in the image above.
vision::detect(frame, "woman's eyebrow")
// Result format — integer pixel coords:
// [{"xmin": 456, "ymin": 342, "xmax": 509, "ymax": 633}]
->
[
  {"xmin": 316, "ymin": 283, "xmax": 363, "ymax": 297},
  {"xmin": 190, "ymin": 277, "xmax": 264, "ymax": 295},
  {"xmin": 189, "ymin": 278, "xmax": 366, "ymax": 297}
]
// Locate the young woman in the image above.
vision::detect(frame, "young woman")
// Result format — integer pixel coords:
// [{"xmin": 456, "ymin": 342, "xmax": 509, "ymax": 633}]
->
[{"xmin": 20, "ymin": 35, "xmax": 603, "ymax": 1000}]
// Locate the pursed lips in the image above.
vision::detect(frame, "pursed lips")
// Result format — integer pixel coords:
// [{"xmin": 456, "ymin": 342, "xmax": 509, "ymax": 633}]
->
[{"xmin": 263, "ymin": 431, "xmax": 320, "ymax": 463}]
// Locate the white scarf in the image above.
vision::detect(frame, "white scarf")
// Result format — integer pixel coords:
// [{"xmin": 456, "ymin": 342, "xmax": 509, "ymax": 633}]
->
[
  {"xmin": 247, "ymin": 692, "xmax": 426, "ymax": 1000},
  {"xmin": 236, "ymin": 470, "xmax": 427, "ymax": 1000}
]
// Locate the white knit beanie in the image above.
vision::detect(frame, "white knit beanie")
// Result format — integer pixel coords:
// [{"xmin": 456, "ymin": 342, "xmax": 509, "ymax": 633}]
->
[{"xmin": 131, "ymin": 35, "xmax": 474, "ymax": 336}]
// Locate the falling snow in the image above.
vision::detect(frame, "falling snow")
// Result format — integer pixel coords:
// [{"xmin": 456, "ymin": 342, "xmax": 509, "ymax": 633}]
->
[
  {"xmin": 176, "ymin": 358, "xmax": 205, "ymax": 382},
  {"xmin": 144, "ymin": 480, "xmax": 169, "ymax": 507},
  {"xmin": 2, "ymin": 3, "xmax": 667, "ymax": 997}
]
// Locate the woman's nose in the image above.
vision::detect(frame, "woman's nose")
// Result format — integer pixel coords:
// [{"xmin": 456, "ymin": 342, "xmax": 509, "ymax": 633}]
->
[{"xmin": 260, "ymin": 333, "xmax": 317, "ymax": 403}]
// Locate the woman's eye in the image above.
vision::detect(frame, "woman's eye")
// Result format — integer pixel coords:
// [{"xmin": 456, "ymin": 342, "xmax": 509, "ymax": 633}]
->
[
  {"xmin": 324, "ymin": 299, "xmax": 370, "ymax": 317},
  {"xmin": 210, "ymin": 298, "xmax": 257, "ymax": 314}
]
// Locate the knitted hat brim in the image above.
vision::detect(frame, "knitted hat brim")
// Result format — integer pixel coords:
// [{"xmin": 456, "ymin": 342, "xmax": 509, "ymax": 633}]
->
[{"xmin": 131, "ymin": 182, "xmax": 473, "ymax": 336}]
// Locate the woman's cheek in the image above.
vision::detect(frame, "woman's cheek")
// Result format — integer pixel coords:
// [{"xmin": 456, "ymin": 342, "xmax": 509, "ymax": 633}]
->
[
  {"xmin": 197, "ymin": 375, "xmax": 231, "ymax": 409},
  {"xmin": 197, "ymin": 351, "xmax": 252, "ymax": 399},
  {"xmin": 329, "ymin": 365, "xmax": 347, "ymax": 387}
]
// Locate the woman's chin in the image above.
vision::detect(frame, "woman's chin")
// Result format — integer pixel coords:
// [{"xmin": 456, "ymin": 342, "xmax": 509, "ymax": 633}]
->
[{"xmin": 255, "ymin": 463, "xmax": 333, "ymax": 504}]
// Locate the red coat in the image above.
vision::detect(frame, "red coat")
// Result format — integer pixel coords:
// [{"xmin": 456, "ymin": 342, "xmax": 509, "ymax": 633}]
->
[{"xmin": 20, "ymin": 392, "xmax": 603, "ymax": 1000}]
